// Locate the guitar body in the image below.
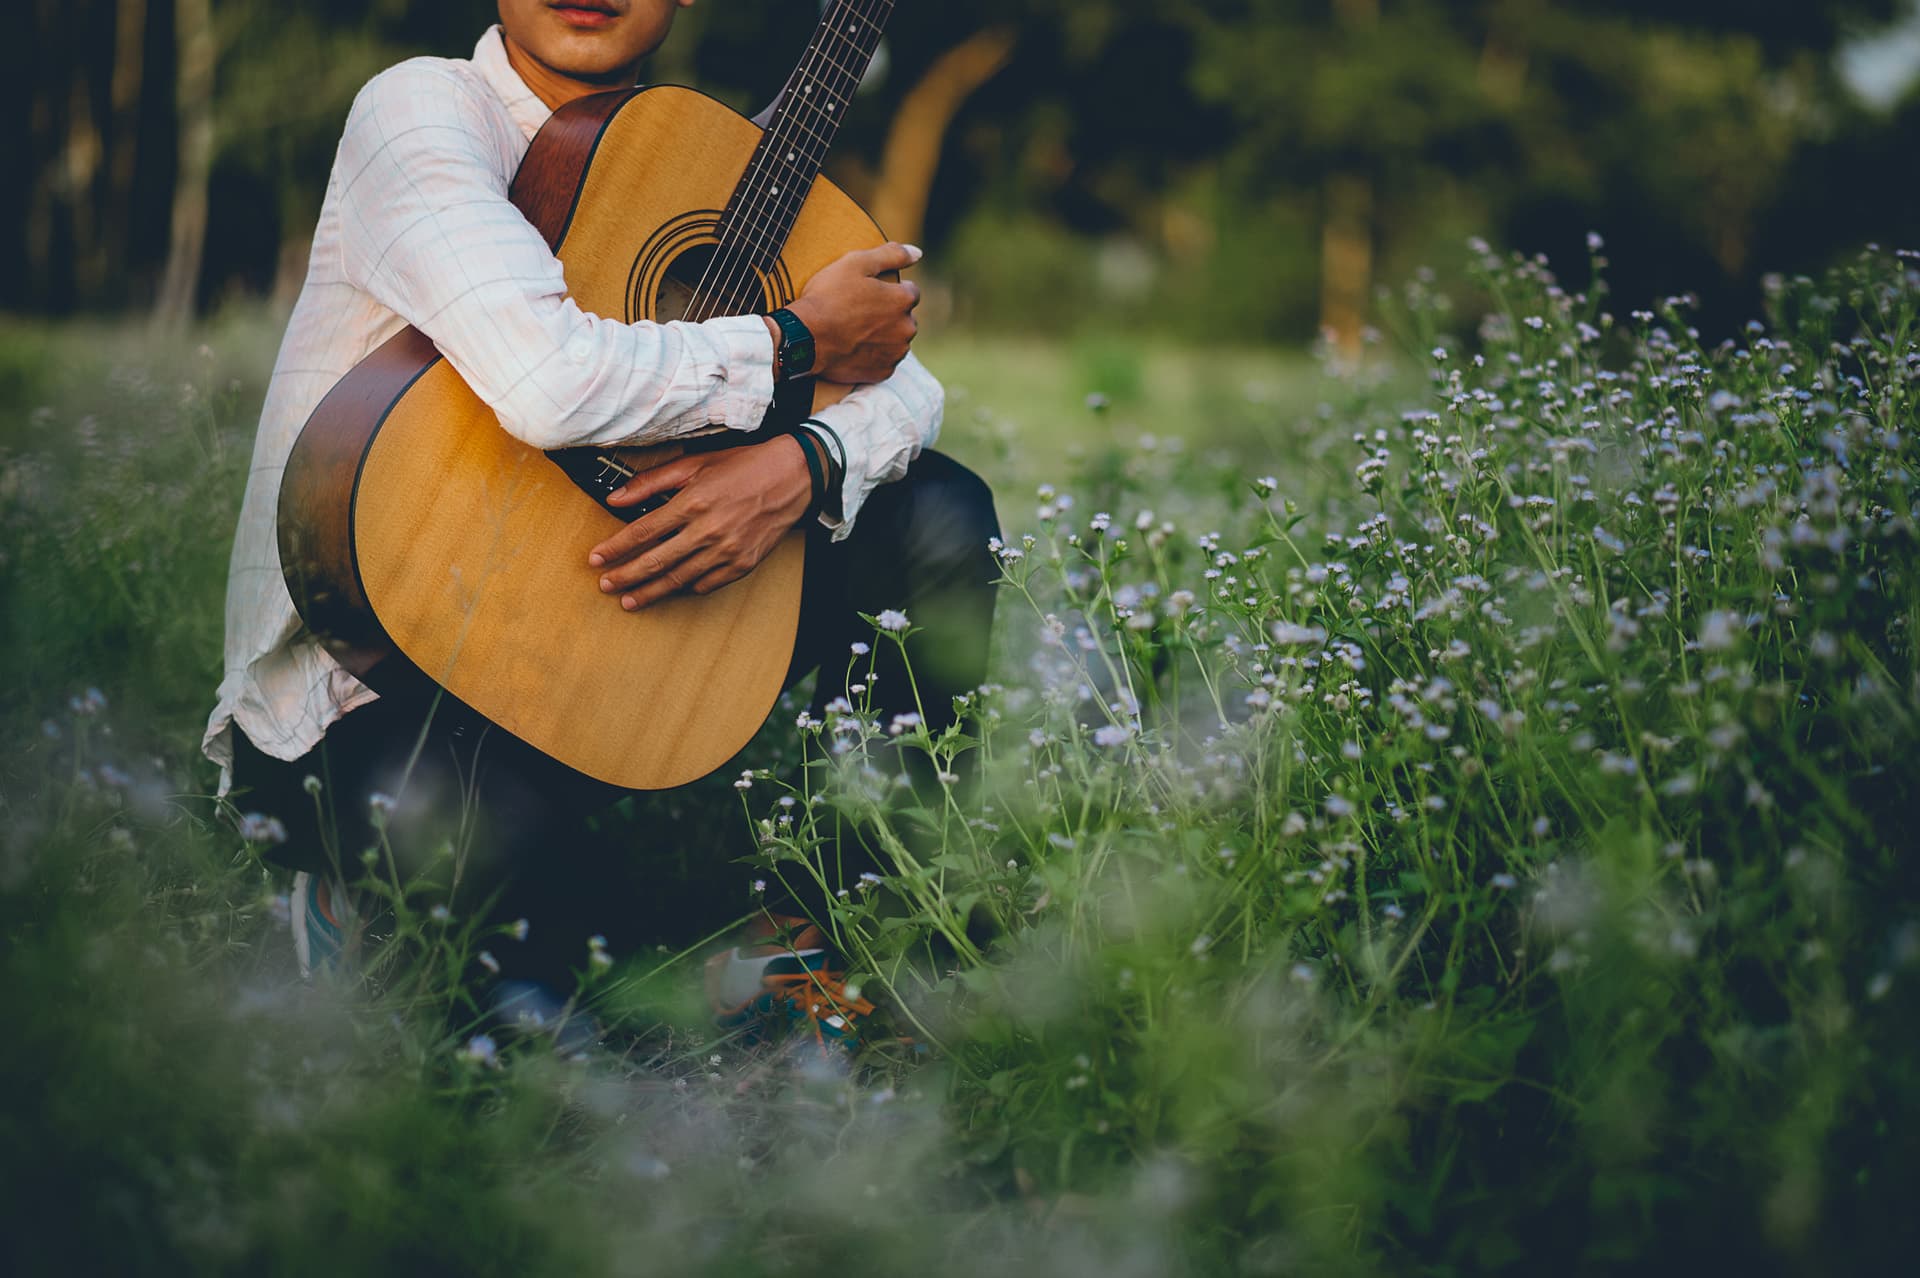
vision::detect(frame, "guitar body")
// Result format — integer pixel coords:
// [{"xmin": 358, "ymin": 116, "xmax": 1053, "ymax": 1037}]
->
[{"xmin": 278, "ymin": 86, "xmax": 885, "ymax": 790}]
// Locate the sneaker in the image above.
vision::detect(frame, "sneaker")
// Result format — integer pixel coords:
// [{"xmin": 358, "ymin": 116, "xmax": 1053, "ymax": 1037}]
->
[
  {"xmin": 705, "ymin": 937, "xmax": 876, "ymax": 1051},
  {"xmin": 290, "ymin": 870, "xmax": 357, "ymax": 978}
]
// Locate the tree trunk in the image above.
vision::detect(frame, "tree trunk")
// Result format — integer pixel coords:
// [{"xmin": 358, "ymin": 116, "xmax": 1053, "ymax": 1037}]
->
[
  {"xmin": 865, "ymin": 27, "xmax": 1015, "ymax": 247},
  {"xmin": 105, "ymin": 0, "xmax": 148, "ymax": 305},
  {"xmin": 1319, "ymin": 171, "xmax": 1373, "ymax": 362},
  {"xmin": 23, "ymin": 0, "xmax": 60, "ymax": 309},
  {"xmin": 64, "ymin": 62, "xmax": 105, "ymax": 299},
  {"xmin": 154, "ymin": 0, "xmax": 213, "ymax": 330},
  {"xmin": 1319, "ymin": 0, "xmax": 1379, "ymax": 359}
]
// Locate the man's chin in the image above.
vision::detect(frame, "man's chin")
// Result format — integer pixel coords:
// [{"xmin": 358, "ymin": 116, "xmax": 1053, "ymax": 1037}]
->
[
  {"xmin": 549, "ymin": 57, "xmax": 643, "ymax": 86},
  {"xmin": 525, "ymin": 33, "xmax": 647, "ymax": 84}
]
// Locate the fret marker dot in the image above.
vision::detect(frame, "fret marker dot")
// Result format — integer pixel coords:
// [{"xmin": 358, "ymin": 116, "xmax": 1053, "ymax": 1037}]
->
[
  {"xmin": 828, "ymin": 101, "xmax": 837, "ymax": 112},
  {"xmin": 787, "ymin": 152, "xmax": 797, "ymax": 163},
  {"xmin": 771, "ymin": 185, "xmax": 780, "ymax": 196}
]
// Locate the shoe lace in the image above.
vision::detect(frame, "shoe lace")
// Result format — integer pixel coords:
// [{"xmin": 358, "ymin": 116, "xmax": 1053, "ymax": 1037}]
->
[{"xmin": 761, "ymin": 966, "xmax": 876, "ymax": 1048}]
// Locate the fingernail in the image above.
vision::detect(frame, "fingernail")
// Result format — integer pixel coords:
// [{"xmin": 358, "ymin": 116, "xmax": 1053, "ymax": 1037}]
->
[
  {"xmin": 902, "ymin": 244, "xmax": 923, "ymax": 262},
  {"xmin": 599, "ymin": 576, "xmax": 614, "ymax": 592},
  {"xmin": 621, "ymin": 596, "xmax": 638, "ymax": 611},
  {"xmin": 588, "ymin": 553, "xmax": 604, "ymax": 567}
]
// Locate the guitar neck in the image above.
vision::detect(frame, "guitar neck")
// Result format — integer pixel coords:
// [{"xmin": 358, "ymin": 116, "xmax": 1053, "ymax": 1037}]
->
[{"xmin": 710, "ymin": 0, "xmax": 893, "ymax": 281}]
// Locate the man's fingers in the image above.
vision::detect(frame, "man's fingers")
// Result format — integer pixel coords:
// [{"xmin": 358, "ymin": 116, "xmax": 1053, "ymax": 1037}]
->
[
  {"xmin": 590, "ymin": 460, "xmax": 709, "ymax": 567},
  {"xmin": 588, "ymin": 496, "xmax": 692, "ymax": 568},
  {"xmin": 851, "ymin": 241, "xmax": 923, "ymax": 277},
  {"xmin": 688, "ymin": 562, "xmax": 749, "ymax": 597},
  {"xmin": 619, "ymin": 547, "xmax": 724, "ymax": 611},
  {"xmin": 901, "ymin": 279, "xmax": 922, "ymax": 308},
  {"xmin": 599, "ymin": 522, "xmax": 704, "ymax": 593},
  {"xmin": 607, "ymin": 455, "xmax": 699, "ymax": 509}
]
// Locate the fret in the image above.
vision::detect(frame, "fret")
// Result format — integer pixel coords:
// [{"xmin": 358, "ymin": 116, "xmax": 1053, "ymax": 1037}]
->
[{"xmin": 699, "ymin": 0, "xmax": 893, "ymax": 287}]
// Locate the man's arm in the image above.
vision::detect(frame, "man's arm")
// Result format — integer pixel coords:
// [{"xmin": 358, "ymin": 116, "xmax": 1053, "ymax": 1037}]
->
[
  {"xmin": 334, "ymin": 61, "xmax": 774, "ymax": 451},
  {"xmin": 585, "ymin": 351, "xmax": 942, "ymax": 608}
]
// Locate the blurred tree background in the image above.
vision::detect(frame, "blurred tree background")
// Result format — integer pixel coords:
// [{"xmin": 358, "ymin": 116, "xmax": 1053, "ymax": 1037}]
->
[{"xmin": 6, "ymin": 0, "xmax": 1918, "ymax": 346}]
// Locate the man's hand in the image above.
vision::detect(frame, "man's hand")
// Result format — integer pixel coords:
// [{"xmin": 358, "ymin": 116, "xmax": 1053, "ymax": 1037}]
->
[
  {"xmin": 587, "ymin": 437, "xmax": 812, "ymax": 611},
  {"xmin": 782, "ymin": 242, "xmax": 923, "ymax": 384}
]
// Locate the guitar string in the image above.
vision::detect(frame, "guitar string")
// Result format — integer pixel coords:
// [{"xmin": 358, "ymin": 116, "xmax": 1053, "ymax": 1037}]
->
[
  {"xmin": 679, "ymin": 1, "xmax": 872, "ymax": 320},
  {"xmin": 594, "ymin": 5, "xmax": 886, "ymax": 492},
  {"xmin": 589, "ymin": 2, "xmax": 888, "ymax": 490},
  {"xmin": 685, "ymin": 0, "xmax": 888, "ymax": 322},
  {"xmin": 683, "ymin": 0, "xmax": 891, "ymax": 326},
  {"xmin": 691, "ymin": 0, "xmax": 890, "ymax": 324}
]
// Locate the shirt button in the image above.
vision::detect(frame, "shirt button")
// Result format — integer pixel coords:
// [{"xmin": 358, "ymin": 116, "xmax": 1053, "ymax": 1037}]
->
[{"xmin": 567, "ymin": 339, "xmax": 590, "ymax": 364}]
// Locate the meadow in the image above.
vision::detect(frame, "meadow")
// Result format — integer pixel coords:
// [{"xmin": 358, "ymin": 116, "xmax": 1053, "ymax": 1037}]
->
[{"xmin": 2, "ymin": 242, "xmax": 1916, "ymax": 1276}]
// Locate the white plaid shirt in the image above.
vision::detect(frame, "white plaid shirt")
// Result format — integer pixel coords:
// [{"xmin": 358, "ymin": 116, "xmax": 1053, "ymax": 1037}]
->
[{"xmin": 204, "ymin": 26, "xmax": 942, "ymax": 774}]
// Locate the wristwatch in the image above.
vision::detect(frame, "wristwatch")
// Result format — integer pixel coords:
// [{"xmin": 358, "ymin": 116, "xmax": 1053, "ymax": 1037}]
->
[{"xmin": 768, "ymin": 307, "xmax": 816, "ymax": 382}]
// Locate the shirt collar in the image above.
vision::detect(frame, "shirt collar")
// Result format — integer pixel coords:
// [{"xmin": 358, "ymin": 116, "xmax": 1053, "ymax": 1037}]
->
[{"xmin": 472, "ymin": 25, "xmax": 553, "ymax": 143}]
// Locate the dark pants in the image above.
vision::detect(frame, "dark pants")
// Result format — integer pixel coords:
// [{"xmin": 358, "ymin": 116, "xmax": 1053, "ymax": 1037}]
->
[{"xmin": 233, "ymin": 450, "xmax": 999, "ymax": 987}]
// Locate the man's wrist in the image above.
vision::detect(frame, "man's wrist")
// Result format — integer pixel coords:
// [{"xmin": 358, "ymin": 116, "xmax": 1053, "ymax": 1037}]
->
[{"xmin": 776, "ymin": 433, "xmax": 820, "ymax": 523}]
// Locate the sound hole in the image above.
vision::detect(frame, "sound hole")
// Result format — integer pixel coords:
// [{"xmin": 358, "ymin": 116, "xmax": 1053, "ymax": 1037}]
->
[{"xmin": 653, "ymin": 243, "xmax": 770, "ymax": 323}]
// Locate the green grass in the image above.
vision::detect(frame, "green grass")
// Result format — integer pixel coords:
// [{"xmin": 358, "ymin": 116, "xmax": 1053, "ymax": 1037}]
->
[
  {"xmin": 3, "ymin": 244, "xmax": 1918, "ymax": 1275},
  {"xmin": 921, "ymin": 329, "xmax": 1338, "ymax": 470}
]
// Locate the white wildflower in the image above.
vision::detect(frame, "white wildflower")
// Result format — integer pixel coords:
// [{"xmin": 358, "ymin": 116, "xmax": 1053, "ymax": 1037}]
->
[
  {"xmin": 236, "ymin": 812, "xmax": 288, "ymax": 845},
  {"xmin": 1698, "ymin": 610, "xmax": 1742, "ymax": 652},
  {"xmin": 1271, "ymin": 621, "xmax": 1328, "ymax": 647}
]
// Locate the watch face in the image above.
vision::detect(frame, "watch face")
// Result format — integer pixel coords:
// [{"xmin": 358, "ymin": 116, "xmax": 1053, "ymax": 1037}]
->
[
  {"xmin": 787, "ymin": 335, "xmax": 816, "ymax": 375},
  {"xmin": 773, "ymin": 309, "xmax": 815, "ymax": 380}
]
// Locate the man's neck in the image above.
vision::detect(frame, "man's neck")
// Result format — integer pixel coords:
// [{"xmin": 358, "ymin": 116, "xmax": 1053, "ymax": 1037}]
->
[{"xmin": 500, "ymin": 32, "xmax": 640, "ymax": 111}]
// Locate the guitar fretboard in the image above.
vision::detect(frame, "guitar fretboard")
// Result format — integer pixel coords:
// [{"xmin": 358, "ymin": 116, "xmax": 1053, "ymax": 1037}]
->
[{"xmin": 701, "ymin": 0, "xmax": 893, "ymax": 308}]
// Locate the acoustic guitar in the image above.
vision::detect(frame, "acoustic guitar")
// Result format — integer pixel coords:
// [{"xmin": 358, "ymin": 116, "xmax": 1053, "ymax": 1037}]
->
[{"xmin": 278, "ymin": 2, "xmax": 896, "ymax": 790}]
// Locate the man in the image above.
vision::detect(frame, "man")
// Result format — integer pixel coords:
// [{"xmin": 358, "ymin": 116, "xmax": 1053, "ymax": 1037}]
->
[{"xmin": 204, "ymin": 0, "xmax": 998, "ymax": 1047}]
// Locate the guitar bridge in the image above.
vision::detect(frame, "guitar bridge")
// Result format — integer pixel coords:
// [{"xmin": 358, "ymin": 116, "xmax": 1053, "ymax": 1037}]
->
[{"xmin": 544, "ymin": 448, "xmax": 673, "ymax": 522}]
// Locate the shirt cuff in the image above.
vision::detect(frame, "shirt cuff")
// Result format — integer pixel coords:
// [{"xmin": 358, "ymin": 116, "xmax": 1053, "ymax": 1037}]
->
[{"xmin": 704, "ymin": 314, "xmax": 777, "ymax": 431}]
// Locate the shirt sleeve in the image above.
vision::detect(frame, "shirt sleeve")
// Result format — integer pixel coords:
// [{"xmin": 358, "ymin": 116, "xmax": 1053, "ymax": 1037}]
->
[
  {"xmin": 333, "ymin": 61, "xmax": 776, "ymax": 452},
  {"xmin": 808, "ymin": 350, "xmax": 944, "ymax": 540}
]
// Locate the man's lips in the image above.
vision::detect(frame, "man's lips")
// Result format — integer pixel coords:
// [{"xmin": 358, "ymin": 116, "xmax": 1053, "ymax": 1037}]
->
[{"xmin": 551, "ymin": 2, "xmax": 619, "ymax": 29}]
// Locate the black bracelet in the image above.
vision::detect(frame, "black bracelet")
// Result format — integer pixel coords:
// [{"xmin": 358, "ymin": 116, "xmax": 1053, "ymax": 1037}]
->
[
  {"xmin": 797, "ymin": 418, "xmax": 846, "ymax": 519},
  {"xmin": 789, "ymin": 427, "xmax": 828, "ymax": 516},
  {"xmin": 800, "ymin": 417, "xmax": 846, "ymax": 478}
]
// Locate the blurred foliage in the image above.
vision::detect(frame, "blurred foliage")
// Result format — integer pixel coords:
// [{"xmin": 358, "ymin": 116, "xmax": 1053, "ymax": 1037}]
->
[{"xmin": 4, "ymin": 241, "xmax": 1919, "ymax": 1275}]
